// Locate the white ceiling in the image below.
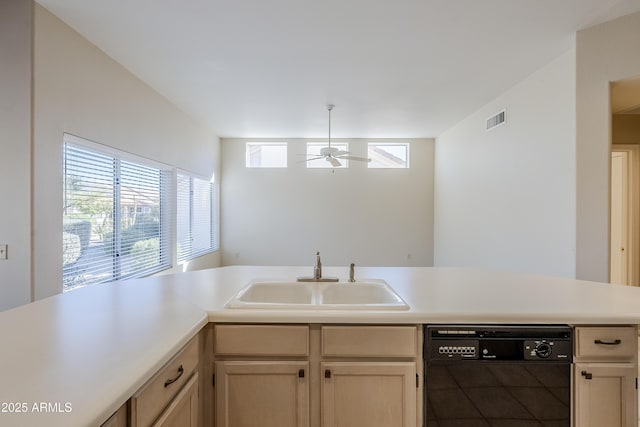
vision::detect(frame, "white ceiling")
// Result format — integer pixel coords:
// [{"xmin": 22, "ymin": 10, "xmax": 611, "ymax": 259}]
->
[{"xmin": 36, "ymin": 0, "xmax": 640, "ymax": 138}]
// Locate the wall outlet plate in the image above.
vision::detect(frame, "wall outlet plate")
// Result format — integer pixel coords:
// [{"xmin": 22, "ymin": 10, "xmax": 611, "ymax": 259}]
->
[{"xmin": 0, "ymin": 244, "xmax": 7, "ymax": 260}]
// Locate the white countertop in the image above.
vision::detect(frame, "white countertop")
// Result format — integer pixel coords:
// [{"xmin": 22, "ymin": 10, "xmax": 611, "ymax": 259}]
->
[{"xmin": 3, "ymin": 265, "xmax": 640, "ymax": 426}]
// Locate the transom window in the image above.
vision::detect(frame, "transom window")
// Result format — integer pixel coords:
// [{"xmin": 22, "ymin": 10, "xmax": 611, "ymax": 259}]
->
[
  {"xmin": 246, "ymin": 142, "xmax": 287, "ymax": 168},
  {"xmin": 367, "ymin": 143, "xmax": 410, "ymax": 168}
]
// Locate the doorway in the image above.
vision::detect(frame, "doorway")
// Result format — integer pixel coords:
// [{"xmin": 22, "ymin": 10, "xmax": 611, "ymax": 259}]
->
[{"xmin": 609, "ymin": 77, "xmax": 640, "ymax": 286}]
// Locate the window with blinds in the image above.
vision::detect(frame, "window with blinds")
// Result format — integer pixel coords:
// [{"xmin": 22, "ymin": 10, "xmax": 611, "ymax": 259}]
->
[
  {"xmin": 176, "ymin": 172, "xmax": 218, "ymax": 263},
  {"xmin": 63, "ymin": 134, "xmax": 171, "ymax": 290}
]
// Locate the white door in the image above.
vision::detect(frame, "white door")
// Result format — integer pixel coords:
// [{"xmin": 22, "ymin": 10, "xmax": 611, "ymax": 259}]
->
[{"xmin": 610, "ymin": 151, "xmax": 629, "ymax": 285}]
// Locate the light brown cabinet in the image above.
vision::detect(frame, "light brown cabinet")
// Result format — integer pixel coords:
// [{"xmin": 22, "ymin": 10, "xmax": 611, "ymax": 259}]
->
[
  {"xmin": 574, "ymin": 363, "xmax": 636, "ymax": 426},
  {"xmin": 574, "ymin": 326, "xmax": 638, "ymax": 427},
  {"xmin": 214, "ymin": 325, "xmax": 310, "ymax": 427},
  {"xmin": 215, "ymin": 361, "xmax": 309, "ymax": 427},
  {"xmin": 320, "ymin": 325, "xmax": 420, "ymax": 427},
  {"xmin": 101, "ymin": 403, "xmax": 127, "ymax": 427},
  {"xmin": 321, "ymin": 325, "xmax": 418, "ymax": 358},
  {"xmin": 131, "ymin": 336, "xmax": 200, "ymax": 427},
  {"xmin": 152, "ymin": 373, "xmax": 199, "ymax": 427},
  {"xmin": 321, "ymin": 361, "xmax": 416, "ymax": 427},
  {"xmin": 213, "ymin": 324, "xmax": 422, "ymax": 427},
  {"xmin": 215, "ymin": 324, "xmax": 309, "ymax": 357}
]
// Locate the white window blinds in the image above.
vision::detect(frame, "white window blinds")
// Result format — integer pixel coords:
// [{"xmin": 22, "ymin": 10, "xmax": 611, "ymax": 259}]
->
[
  {"xmin": 63, "ymin": 135, "xmax": 171, "ymax": 290},
  {"xmin": 176, "ymin": 173, "xmax": 218, "ymax": 263}
]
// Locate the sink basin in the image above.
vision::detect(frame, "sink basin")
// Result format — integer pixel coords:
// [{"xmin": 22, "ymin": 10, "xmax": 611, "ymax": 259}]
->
[
  {"xmin": 321, "ymin": 282, "xmax": 406, "ymax": 306},
  {"xmin": 237, "ymin": 282, "xmax": 313, "ymax": 304},
  {"xmin": 225, "ymin": 279, "xmax": 409, "ymax": 310},
  {"xmin": 226, "ymin": 281, "xmax": 314, "ymax": 308}
]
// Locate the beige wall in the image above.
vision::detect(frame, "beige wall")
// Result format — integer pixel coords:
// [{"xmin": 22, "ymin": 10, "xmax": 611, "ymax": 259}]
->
[
  {"xmin": 576, "ymin": 11, "xmax": 640, "ymax": 281},
  {"xmin": 435, "ymin": 48, "xmax": 576, "ymax": 278},
  {"xmin": 0, "ymin": 0, "xmax": 33, "ymax": 311},
  {"xmin": 221, "ymin": 138, "xmax": 434, "ymax": 267},
  {"xmin": 28, "ymin": 5, "xmax": 219, "ymax": 303}
]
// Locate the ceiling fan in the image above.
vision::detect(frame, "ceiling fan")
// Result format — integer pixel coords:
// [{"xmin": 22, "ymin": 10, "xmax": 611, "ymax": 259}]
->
[{"xmin": 301, "ymin": 104, "xmax": 371, "ymax": 167}]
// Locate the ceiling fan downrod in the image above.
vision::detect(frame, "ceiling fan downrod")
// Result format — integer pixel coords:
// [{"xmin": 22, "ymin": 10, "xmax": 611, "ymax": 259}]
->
[{"xmin": 327, "ymin": 104, "xmax": 334, "ymax": 149}]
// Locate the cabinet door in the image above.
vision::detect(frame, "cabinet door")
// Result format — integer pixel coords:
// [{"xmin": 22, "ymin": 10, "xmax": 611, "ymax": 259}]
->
[
  {"xmin": 216, "ymin": 361, "xmax": 309, "ymax": 427},
  {"xmin": 101, "ymin": 403, "xmax": 127, "ymax": 427},
  {"xmin": 152, "ymin": 373, "xmax": 198, "ymax": 427},
  {"xmin": 321, "ymin": 362, "xmax": 416, "ymax": 427},
  {"xmin": 574, "ymin": 363, "xmax": 637, "ymax": 427}
]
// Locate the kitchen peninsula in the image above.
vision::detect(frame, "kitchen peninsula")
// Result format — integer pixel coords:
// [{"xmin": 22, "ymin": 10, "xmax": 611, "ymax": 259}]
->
[{"xmin": 1, "ymin": 266, "xmax": 639, "ymax": 426}]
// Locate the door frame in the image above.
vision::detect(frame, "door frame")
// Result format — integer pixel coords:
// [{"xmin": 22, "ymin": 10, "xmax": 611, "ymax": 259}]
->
[{"xmin": 610, "ymin": 144, "xmax": 640, "ymax": 286}]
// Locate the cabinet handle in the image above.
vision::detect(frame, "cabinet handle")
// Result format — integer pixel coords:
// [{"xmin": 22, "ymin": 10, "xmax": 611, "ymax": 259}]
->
[
  {"xmin": 164, "ymin": 365, "xmax": 184, "ymax": 388},
  {"xmin": 298, "ymin": 369, "xmax": 305, "ymax": 378},
  {"xmin": 594, "ymin": 339, "xmax": 622, "ymax": 346},
  {"xmin": 581, "ymin": 370, "xmax": 593, "ymax": 380},
  {"xmin": 324, "ymin": 369, "xmax": 331, "ymax": 379}
]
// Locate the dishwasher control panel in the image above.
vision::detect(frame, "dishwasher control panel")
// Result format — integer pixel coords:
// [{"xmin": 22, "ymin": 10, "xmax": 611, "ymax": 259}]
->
[
  {"xmin": 435, "ymin": 340, "xmax": 478, "ymax": 359},
  {"xmin": 427, "ymin": 325, "xmax": 573, "ymax": 362},
  {"xmin": 523, "ymin": 339, "xmax": 572, "ymax": 360}
]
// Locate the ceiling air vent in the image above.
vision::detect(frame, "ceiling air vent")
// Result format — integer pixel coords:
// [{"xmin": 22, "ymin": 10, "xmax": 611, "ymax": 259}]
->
[{"xmin": 486, "ymin": 110, "xmax": 506, "ymax": 131}]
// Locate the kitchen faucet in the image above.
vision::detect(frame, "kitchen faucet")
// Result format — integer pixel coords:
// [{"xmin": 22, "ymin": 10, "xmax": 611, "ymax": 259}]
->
[
  {"xmin": 314, "ymin": 251, "xmax": 322, "ymax": 279},
  {"xmin": 297, "ymin": 252, "xmax": 339, "ymax": 282}
]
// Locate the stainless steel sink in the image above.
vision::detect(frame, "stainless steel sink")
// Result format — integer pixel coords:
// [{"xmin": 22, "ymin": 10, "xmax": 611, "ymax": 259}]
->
[{"xmin": 225, "ymin": 279, "xmax": 409, "ymax": 310}]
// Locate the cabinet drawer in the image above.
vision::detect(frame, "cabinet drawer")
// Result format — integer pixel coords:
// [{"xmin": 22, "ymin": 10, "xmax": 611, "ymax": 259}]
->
[
  {"xmin": 132, "ymin": 336, "xmax": 199, "ymax": 427},
  {"xmin": 215, "ymin": 324, "xmax": 309, "ymax": 356},
  {"xmin": 575, "ymin": 326, "xmax": 637, "ymax": 361},
  {"xmin": 322, "ymin": 326, "xmax": 417, "ymax": 357},
  {"xmin": 151, "ymin": 372, "xmax": 199, "ymax": 427}
]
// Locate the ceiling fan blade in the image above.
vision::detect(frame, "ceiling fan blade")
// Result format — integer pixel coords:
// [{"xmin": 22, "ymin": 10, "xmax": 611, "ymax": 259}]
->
[
  {"xmin": 332, "ymin": 150, "xmax": 349, "ymax": 157},
  {"xmin": 340, "ymin": 156, "xmax": 372, "ymax": 162},
  {"xmin": 329, "ymin": 157, "xmax": 342, "ymax": 167},
  {"xmin": 296, "ymin": 156, "xmax": 324, "ymax": 163}
]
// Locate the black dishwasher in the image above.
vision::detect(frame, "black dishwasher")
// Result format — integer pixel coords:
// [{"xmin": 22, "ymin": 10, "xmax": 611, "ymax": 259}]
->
[{"xmin": 424, "ymin": 325, "xmax": 572, "ymax": 427}]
